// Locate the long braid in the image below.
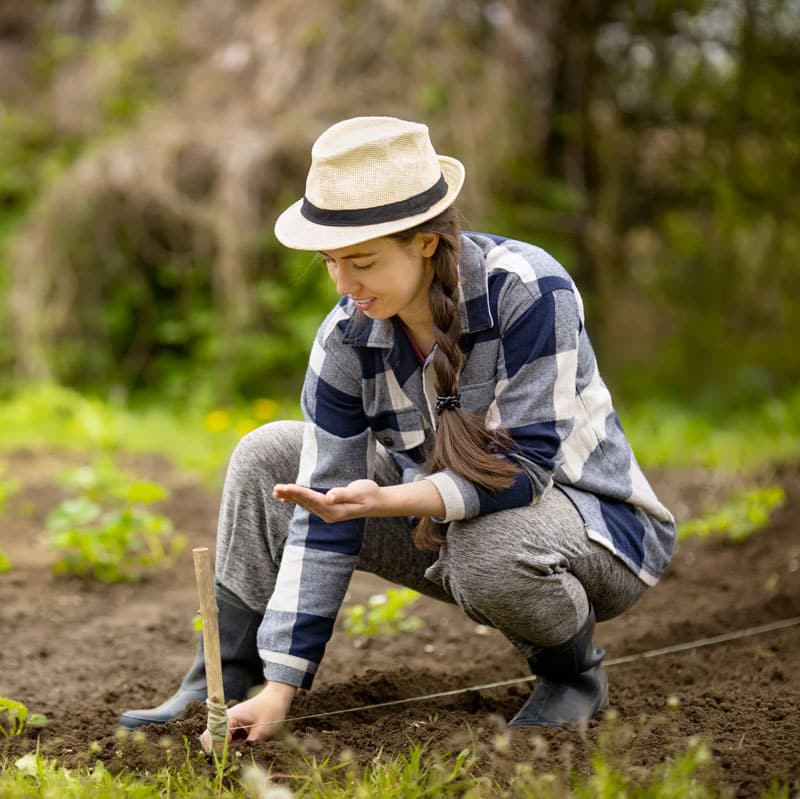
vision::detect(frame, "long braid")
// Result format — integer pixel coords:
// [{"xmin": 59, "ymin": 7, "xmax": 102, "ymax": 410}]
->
[
  {"xmin": 429, "ymin": 278, "xmax": 462, "ymax": 397},
  {"xmin": 391, "ymin": 209, "xmax": 521, "ymax": 551}
]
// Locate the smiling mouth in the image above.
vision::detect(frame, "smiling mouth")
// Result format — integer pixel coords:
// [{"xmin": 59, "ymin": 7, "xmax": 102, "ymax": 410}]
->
[{"xmin": 351, "ymin": 297, "xmax": 376, "ymax": 309}]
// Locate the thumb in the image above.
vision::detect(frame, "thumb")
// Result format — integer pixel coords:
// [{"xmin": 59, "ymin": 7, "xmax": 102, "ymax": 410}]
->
[
  {"xmin": 328, "ymin": 488, "xmax": 350, "ymax": 504},
  {"xmin": 226, "ymin": 711, "xmax": 249, "ymax": 743}
]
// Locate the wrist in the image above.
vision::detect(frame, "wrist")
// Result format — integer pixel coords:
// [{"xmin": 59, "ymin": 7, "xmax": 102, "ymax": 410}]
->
[{"xmin": 261, "ymin": 680, "xmax": 297, "ymax": 709}]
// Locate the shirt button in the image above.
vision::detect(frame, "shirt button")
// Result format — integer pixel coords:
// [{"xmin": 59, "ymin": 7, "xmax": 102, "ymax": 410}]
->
[{"xmin": 381, "ymin": 436, "xmax": 394, "ymax": 447}]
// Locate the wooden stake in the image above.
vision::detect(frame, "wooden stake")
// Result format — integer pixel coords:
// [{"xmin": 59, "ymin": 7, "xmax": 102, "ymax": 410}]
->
[{"xmin": 192, "ymin": 546, "xmax": 225, "ymax": 709}]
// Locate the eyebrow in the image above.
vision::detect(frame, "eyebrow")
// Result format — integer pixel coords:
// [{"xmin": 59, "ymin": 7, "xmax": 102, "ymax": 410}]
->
[{"xmin": 319, "ymin": 251, "xmax": 378, "ymax": 260}]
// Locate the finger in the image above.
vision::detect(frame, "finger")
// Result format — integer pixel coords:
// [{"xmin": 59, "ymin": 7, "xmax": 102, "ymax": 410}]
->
[
  {"xmin": 273, "ymin": 483, "xmax": 302, "ymax": 498},
  {"xmin": 273, "ymin": 485, "xmax": 294, "ymax": 503},
  {"xmin": 247, "ymin": 723, "xmax": 276, "ymax": 743},
  {"xmin": 229, "ymin": 725, "xmax": 249, "ymax": 744},
  {"xmin": 274, "ymin": 485, "xmax": 318, "ymax": 504},
  {"xmin": 327, "ymin": 487, "xmax": 357, "ymax": 504}
]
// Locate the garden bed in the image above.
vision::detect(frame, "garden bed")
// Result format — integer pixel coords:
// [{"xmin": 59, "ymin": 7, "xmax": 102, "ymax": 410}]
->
[{"xmin": 1, "ymin": 450, "xmax": 798, "ymax": 796}]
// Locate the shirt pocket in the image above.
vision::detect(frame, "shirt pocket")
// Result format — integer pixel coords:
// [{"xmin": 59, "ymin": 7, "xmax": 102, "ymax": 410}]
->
[{"xmin": 369, "ymin": 408, "xmax": 426, "ymax": 452}]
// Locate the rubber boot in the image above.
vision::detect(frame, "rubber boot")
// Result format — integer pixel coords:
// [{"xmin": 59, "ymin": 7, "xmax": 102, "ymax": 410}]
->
[
  {"xmin": 118, "ymin": 584, "xmax": 263, "ymax": 730},
  {"xmin": 508, "ymin": 605, "xmax": 608, "ymax": 727}
]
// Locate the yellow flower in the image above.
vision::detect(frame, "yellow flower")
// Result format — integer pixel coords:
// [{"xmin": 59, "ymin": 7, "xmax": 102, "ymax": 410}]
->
[
  {"xmin": 252, "ymin": 398, "xmax": 280, "ymax": 421},
  {"xmin": 203, "ymin": 409, "xmax": 231, "ymax": 433}
]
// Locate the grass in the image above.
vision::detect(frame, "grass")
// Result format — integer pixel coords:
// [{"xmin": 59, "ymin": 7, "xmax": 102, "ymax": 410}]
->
[
  {"xmin": 619, "ymin": 387, "xmax": 800, "ymax": 471},
  {"xmin": 0, "ymin": 384, "xmax": 302, "ymax": 483},
  {"xmin": 677, "ymin": 485, "xmax": 786, "ymax": 541},
  {"xmin": 1, "ymin": 383, "xmax": 798, "ymax": 485},
  {"xmin": 0, "ymin": 726, "xmax": 778, "ymax": 798}
]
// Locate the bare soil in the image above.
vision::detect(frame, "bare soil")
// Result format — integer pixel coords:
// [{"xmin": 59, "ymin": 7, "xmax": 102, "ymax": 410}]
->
[{"xmin": 1, "ymin": 449, "xmax": 799, "ymax": 797}]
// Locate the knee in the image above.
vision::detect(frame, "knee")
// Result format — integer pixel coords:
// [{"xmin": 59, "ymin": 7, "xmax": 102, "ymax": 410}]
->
[
  {"xmin": 437, "ymin": 528, "xmax": 587, "ymax": 646},
  {"xmin": 227, "ymin": 420, "xmax": 303, "ymax": 483}
]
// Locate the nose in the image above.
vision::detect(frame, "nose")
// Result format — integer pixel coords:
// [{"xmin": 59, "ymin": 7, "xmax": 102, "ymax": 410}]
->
[{"xmin": 332, "ymin": 263, "xmax": 360, "ymax": 297}]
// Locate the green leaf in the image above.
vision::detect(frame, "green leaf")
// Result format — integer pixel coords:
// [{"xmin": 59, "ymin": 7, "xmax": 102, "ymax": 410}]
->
[
  {"xmin": 45, "ymin": 497, "xmax": 102, "ymax": 531},
  {"xmin": 678, "ymin": 485, "xmax": 786, "ymax": 542},
  {"xmin": 342, "ymin": 588, "xmax": 424, "ymax": 637},
  {"xmin": 0, "ymin": 697, "xmax": 28, "ymax": 736},
  {"xmin": 124, "ymin": 480, "xmax": 168, "ymax": 504}
]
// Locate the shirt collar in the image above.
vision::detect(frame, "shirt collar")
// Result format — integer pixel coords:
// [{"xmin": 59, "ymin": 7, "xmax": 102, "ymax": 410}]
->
[{"xmin": 341, "ymin": 233, "xmax": 494, "ymax": 347}]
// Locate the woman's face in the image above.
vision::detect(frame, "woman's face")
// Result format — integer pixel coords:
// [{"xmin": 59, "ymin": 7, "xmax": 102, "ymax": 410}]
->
[{"xmin": 320, "ymin": 233, "xmax": 438, "ymax": 325}]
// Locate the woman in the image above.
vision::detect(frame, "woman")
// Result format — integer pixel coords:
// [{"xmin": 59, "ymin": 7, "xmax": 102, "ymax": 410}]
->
[{"xmin": 120, "ymin": 116, "xmax": 675, "ymax": 742}]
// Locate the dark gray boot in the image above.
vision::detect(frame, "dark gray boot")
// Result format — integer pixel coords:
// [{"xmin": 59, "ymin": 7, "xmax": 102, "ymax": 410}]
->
[
  {"xmin": 118, "ymin": 584, "xmax": 263, "ymax": 730},
  {"xmin": 508, "ymin": 605, "xmax": 608, "ymax": 727}
]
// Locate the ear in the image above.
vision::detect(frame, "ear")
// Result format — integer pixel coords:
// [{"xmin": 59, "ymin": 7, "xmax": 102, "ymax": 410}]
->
[{"xmin": 416, "ymin": 232, "xmax": 439, "ymax": 258}]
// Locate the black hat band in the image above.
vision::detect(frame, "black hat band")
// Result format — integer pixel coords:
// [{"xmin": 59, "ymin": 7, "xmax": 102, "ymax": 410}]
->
[{"xmin": 300, "ymin": 174, "xmax": 448, "ymax": 227}]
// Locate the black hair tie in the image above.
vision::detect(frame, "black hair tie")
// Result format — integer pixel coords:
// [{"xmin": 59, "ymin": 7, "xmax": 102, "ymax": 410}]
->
[{"xmin": 435, "ymin": 395, "xmax": 461, "ymax": 415}]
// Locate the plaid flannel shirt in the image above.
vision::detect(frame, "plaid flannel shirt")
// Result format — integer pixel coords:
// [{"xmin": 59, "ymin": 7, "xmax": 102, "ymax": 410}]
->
[{"xmin": 257, "ymin": 232, "xmax": 676, "ymax": 689}]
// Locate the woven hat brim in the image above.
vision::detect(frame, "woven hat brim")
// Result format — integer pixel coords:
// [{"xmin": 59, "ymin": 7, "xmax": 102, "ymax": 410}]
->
[{"xmin": 274, "ymin": 156, "xmax": 465, "ymax": 251}]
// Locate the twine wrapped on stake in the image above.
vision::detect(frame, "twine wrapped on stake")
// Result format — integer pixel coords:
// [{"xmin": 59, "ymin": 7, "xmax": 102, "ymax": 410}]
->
[{"xmin": 192, "ymin": 547, "xmax": 228, "ymax": 755}]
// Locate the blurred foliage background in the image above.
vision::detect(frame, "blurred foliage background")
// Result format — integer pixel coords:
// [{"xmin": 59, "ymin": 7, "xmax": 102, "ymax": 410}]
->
[{"xmin": 0, "ymin": 0, "xmax": 798, "ymax": 413}]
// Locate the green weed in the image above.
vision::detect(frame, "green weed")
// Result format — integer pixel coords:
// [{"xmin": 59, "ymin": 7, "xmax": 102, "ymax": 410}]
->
[
  {"xmin": 677, "ymin": 485, "xmax": 786, "ymax": 541},
  {"xmin": 0, "ymin": 699, "xmax": 47, "ymax": 738},
  {"xmin": 0, "ymin": 384, "xmax": 297, "ymax": 481},
  {"xmin": 342, "ymin": 588, "xmax": 425, "ymax": 636},
  {"xmin": 0, "ymin": 464, "xmax": 20, "ymax": 516},
  {"xmin": 621, "ymin": 387, "xmax": 800, "ymax": 470},
  {"xmin": 0, "ymin": 549, "xmax": 10, "ymax": 574},
  {"xmin": 0, "ymin": 727, "xmax": 792, "ymax": 798},
  {"xmin": 45, "ymin": 459, "xmax": 185, "ymax": 582}
]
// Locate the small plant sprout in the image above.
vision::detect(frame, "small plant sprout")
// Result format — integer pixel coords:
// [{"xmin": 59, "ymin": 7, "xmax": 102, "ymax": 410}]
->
[
  {"xmin": 56, "ymin": 457, "xmax": 129, "ymax": 501},
  {"xmin": 46, "ymin": 458, "xmax": 185, "ymax": 582},
  {"xmin": 677, "ymin": 485, "xmax": 786, "ymax": 542},
  {"xmin": 0, "ymin": 549, "xmax": 10, "ymax": 574},
  {"xmin": 0, "ymin": 698, "xmax": 48, "ymax": 737},
  {"xmin": 343, "ymin": 588, "xmax": 425, "ymax": 636},
  {"xmin": 666, "ymin": 695, "xmax": 681, "ymax": 710}
]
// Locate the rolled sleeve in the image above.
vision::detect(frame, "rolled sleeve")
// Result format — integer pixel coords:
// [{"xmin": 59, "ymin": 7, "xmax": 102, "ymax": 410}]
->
[{"xmin": 424, "ymin": 465, "xmax": 534, "ymax": 522}]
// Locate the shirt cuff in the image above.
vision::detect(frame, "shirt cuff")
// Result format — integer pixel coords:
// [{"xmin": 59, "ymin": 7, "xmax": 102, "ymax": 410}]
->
[
  {"xmin": 260, "ymin": 649, "xmax": 317, "ymax": 690},
  {"xmin": 423, "ymin": 472, "xmax": 468, "ymax": 522}
]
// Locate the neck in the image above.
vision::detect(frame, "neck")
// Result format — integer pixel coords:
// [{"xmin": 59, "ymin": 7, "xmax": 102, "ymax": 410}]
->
[{"xmin": 398, "ymin": 316, "xmax": 435, "ymax": 357}]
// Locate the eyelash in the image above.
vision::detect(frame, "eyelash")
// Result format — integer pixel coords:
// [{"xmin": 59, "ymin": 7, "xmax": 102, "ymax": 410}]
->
[{"xmin": 322, "ymin": 257, "xmax": 374, "ymax": 272}]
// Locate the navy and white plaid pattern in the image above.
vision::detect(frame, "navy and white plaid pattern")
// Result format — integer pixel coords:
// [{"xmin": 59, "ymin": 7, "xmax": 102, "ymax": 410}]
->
[{"xmin": 258, "ymin": 232, "xmax": 675, "ymax": 688}]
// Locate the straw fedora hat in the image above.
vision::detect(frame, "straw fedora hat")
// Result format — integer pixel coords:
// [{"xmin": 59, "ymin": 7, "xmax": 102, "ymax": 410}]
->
[{"xmin": 274, "ymin": 116, "xmax": 465, "ymax": 251}]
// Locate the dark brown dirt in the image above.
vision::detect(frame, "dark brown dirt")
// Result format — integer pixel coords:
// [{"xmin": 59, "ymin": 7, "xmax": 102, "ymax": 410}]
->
[{"xmin": 1, "ymin": 449, "xmax": 799, "ymax": 797}]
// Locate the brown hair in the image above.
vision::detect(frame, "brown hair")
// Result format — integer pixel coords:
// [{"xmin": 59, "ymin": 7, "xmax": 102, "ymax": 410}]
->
[{"xmin": 389, "ymin": 209, "xmax": 521, "ymax": 550}]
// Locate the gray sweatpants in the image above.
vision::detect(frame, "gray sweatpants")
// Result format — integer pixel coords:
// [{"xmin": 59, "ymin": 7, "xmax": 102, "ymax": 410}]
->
[{"xmin": 215, "ymin": 421, "xmax": 647, "ymax": 656}]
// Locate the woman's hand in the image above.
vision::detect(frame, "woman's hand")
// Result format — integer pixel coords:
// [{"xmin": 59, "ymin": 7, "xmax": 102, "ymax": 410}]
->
[
  {"xmin": 274, "ymin": 478, "xmax": 446, "ymax": 522},
  {"xmin": 273, "ymin": 479, "xmax": 382, "ymax": 522},
  {"xmin": 200, "ymin": 681, "xmax": 297, "ymax": 750}
]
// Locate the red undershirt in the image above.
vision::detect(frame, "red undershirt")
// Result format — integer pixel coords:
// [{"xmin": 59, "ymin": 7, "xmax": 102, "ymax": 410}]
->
[{"xmin": 398, "ymin": 319, "xmax": 427, "ymax": 367}]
